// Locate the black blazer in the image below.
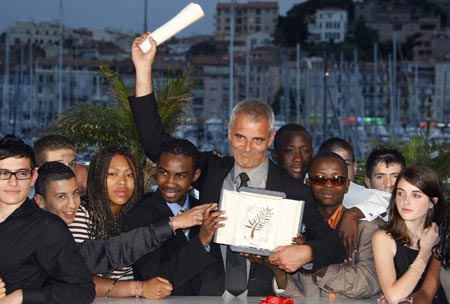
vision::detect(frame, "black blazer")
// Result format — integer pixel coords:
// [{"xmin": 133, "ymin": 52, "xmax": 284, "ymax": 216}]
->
[{"xmin": 129, "ymin": 93, "xmax": 345, "ymax": 296}]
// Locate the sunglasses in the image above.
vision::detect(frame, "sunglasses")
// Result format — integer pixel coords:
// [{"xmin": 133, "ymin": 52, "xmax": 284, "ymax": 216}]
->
[{"xmin": 308, "ymin": 175, "xmax": 347, "ymax": 186}]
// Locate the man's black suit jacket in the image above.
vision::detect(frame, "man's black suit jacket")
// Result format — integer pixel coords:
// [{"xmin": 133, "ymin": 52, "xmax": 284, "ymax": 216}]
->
[
  {"xmin": 123, "ymin": 191, "xmax": 218, "ymax": 295},
  {"xmin": 129, "ymin": 93, "xmax": 345, "ymax": 296}
]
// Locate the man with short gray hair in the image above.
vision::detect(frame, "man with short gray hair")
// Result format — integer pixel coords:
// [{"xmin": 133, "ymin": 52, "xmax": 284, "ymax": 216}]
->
[{"xmin": 128, "ymin": 33, "xmax": 345, "ymax": 297}]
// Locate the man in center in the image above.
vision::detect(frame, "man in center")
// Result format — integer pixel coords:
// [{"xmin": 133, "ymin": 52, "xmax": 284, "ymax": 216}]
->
[{"xmin": 128, "ymin": 33, "xmax": 345, "ymax": 296}]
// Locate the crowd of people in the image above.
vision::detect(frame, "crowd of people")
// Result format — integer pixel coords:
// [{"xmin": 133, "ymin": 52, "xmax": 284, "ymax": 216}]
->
[{"xmin": 0, "ymin": 32, "xmax": 448, "ymax": 304}]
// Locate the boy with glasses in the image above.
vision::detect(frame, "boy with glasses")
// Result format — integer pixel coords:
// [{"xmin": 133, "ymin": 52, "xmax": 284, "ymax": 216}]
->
[{"xmin": 0, "ymin": 135, "xmax": 95, "ymax": 304}]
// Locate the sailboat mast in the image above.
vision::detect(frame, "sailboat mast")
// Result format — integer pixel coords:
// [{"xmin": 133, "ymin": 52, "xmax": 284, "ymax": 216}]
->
[
  {"xmin": 296, "ymin": 42, "xmax": 301, "ymax": 124},
  {"xmin": 29, "ymin": 39, "xmax": 34, "ymax": 129},
  {"xmin": 2, "ymin": 38, "xmax": 10, "ymax": 134},
  {"xmin": 57, "ymin": 0, "xmax": 63, "ymax": 114},
  {"xmin": 143, "ymin": 0, "xmax": 148, "ymax": 32}
]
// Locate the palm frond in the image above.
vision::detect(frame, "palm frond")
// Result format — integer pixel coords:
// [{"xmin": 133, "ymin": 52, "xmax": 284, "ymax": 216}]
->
[{"xmin": 46, "ymin": 64, "xmax": 196, "ymax": 191}]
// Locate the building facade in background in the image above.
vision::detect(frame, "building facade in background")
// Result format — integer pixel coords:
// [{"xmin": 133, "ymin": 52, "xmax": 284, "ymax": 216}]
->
[
  {"xmin": 0, "ymin": 0, "xmax": 449, "ymax": 152},
  {"xmin": 308, "ymin": 8, "xmax": 348, "ymax": 43},
  {"xmin": 215, "ymin": 1, "xmax": 278, "ymax": 42}
]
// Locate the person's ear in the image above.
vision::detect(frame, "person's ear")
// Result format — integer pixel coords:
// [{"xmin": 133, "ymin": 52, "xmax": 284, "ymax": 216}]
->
[
  {"xmin": 364, "ymin": 176, "xmax": 371, "ymax": 188},
  {"xmin": 192, "ymin": 168, "xmax": 201, "ymax": 183},
  {"xmin": 431, "ymin": 197, "xmax": 438, "ymax": 205},
  {"xmin": 30, "ymin": 167, "xmax": 38, "ymax": 187},
  {"xmin": 270, "ymin": 149, "xmax": 278, "ymax": 162},
  {"xmin": 353, "ymin": 161, "xmax": 358, "ymax": 176},
  {"xmin": 34, "ymin": 193, "xmax": 46, "ymax": 210},
  {"xmin": 344, "ymin": 178, "xmax": 350, "ymax": 193},
  {"xmin": 268, "ymin": 130, "xmax": 276, "ymax": 147}
]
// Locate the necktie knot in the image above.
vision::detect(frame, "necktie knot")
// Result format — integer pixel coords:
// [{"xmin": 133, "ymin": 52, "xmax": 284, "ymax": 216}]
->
[{"xmin": 239, "ymin": 172, "xmax": 250, "ymax": 189}]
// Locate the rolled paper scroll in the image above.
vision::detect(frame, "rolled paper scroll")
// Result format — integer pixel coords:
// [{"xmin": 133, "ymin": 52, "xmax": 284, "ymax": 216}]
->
[{"xmin": 139, "ymin": 2, "xmax": 205, "ymax": 53}]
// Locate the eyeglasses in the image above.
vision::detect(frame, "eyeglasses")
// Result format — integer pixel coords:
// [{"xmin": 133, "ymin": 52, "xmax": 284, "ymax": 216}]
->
[
  {"xmin": 0, "ymin": 169, "xmax": 33, "ymax": 180},
  {"xmin": 308, "ymin": 175, "xmax": 347, "ymax": 186}
]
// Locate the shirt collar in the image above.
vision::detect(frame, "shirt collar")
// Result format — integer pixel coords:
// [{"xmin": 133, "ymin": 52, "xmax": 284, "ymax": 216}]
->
[
  {"xmin": 166, "ymin": 195, "xmax": 190, "ymax": 216},
  {"xmin": 327, "ymin": 204, "xmax": 344, "ymax": 229},
  {"xmin": 233, "ymin": 158, "xmax": 269, "ymax": 189}
]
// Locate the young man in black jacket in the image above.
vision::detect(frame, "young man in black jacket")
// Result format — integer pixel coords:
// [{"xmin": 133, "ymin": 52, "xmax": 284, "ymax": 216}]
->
[
  {"xmin": 33, "ymin": 161, "xmax": 207, "ymax": 276},
  {"xmin": 0, "ymin": 135, "xmax": 95, "ymax": 304}
]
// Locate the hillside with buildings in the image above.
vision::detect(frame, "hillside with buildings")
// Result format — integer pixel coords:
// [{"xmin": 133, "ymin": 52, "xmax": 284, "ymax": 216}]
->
[{"xmin": 0, "ymin": 0, "xmax": 449, "ymax": 157}]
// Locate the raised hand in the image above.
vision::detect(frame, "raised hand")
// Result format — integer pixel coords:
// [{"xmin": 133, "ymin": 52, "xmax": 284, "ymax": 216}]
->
[
  {"xmin": 131, "ymin": 33, "xmax": 157, "ymax": 72},
  {"xmin": 419, "ymin": 222, "xmax": 440, "ymax": 254},
  {"xmin": 131, "ymin": 32, "xmax": 157, "ymax": 97},
  {"xmin": 171, "ymin": 203, "xmax": 216, "ymax": 230},
  {"xmin": 199, "ymin": 204, "xmax": 226, "ymax": 246}
]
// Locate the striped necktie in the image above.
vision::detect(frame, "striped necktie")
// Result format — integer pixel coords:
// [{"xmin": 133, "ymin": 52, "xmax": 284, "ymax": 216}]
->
[{"xmin": 178, "ymin": 208, "xmax": 189, "ymax": 239}]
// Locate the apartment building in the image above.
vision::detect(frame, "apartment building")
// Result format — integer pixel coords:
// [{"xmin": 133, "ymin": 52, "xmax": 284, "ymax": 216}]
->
[
  {"xmin": 308, "ymin": 8, "xmax": 348, "ymax": 43},
  {"xmin": 355, "ymin": 0, "xmax": 441, "ymax": 43},
  {"xmin": 215, "ymin": 1, "xmax": 278, "ymax": 43}
]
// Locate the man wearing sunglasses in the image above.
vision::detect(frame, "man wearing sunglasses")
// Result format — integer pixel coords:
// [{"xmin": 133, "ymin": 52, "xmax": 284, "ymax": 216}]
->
[{"xmin": 282, "ymin": 151, "xmax": 383, "ymax": 298}]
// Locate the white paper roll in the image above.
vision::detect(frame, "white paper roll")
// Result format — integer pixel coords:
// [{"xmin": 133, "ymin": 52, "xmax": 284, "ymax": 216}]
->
[{"xmin": 139, "ymin": 2, "xmax": 205, "ymax": 53}]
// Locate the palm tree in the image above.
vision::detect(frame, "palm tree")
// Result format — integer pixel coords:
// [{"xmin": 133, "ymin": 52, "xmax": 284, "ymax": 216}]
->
[{"xmin": 47, "ymin": 65, "xmax": 196, "ymax": 188}]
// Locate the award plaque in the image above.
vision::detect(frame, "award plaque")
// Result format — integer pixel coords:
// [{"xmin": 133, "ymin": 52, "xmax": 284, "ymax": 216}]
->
[{"xmin": 214, "ymin": 187, "xmax": 304, "ymax": 256}]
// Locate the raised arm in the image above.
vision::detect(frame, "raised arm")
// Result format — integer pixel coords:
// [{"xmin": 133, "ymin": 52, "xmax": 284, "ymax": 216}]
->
[
  {"xmin": 372, "ymin": 226, "xmax": 439, "ymax": 304},
  {"xmin": 132, "ymin": 33, "xmax": 156, "ymax": 97},
  {"xmin": 79, "ymin": 220, "xmax": 174, "ymax": 273},
  {"xmin": 83, "ymin": 206, "xmax": 208, "ymax": 274},
  {"xmin": 129, "ymin": 34, "xmax": 174, "ymax": 162}
]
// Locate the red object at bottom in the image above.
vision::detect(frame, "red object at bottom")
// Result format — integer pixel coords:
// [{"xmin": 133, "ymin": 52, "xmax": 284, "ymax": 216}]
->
[{"xmin": 259, "ymin": 295, "xmax": 294, "ymax": 304}]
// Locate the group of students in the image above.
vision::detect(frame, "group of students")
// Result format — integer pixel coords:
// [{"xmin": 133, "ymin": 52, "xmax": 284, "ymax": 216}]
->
[{"xmin": 0, "ymin": 32, "xmax": 448, "ymax": 304}]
